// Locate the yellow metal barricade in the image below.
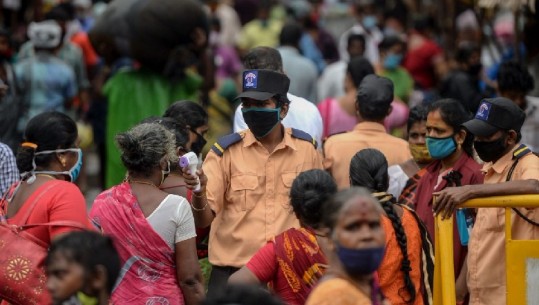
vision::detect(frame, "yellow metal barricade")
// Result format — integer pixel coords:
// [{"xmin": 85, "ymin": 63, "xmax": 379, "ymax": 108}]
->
[{"xmin": 434, "ymin": 195, "xmax": 539, "ymax": 305}]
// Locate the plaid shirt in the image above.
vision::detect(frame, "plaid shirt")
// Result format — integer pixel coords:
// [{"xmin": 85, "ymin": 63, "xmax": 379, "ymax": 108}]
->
[{"xmin": 0, "ymin": 142, "xmax": 19, "ymax": 198}]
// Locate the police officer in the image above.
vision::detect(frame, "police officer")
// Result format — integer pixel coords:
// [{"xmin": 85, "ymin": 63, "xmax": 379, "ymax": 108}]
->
[{"xmin": 183, "ymin": 69, "xmax": 323, "ymax": 296}]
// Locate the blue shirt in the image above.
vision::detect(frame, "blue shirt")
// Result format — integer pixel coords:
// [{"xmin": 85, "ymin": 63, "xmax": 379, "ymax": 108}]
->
[{"xmin": 15, "ymin": 53, "xmax": 77, "ymax": 131}]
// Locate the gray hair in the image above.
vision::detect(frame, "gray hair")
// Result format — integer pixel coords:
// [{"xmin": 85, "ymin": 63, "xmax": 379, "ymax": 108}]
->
[{"xmin": 115, "ymin": 123, "xmax": 177, "ymax": 175}]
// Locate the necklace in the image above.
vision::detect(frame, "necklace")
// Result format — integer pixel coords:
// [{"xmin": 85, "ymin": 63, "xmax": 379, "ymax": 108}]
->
[
  {"xmin": 128, "ymin": 179, "xmax": 159, "ymax": 188},
  {"xmin": 36, "ymin": 174, "xmax": 57, "ymax": 180}
]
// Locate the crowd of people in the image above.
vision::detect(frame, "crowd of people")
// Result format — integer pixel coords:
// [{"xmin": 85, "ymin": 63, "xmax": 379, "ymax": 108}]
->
[{"xmin": 0, "ymin": 0, "xmax": 539, "ymax": 305}]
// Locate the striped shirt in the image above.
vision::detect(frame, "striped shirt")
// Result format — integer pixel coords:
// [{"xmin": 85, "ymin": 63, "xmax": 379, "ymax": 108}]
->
[{"xmin": 0, "ymin": 142, "xmax": 19, "ymax": 197}]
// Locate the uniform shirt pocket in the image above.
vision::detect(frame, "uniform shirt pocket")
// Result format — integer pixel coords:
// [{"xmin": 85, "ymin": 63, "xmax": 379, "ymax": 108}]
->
[
  {"xmin": 230, "ymin": 174, "xmax": 259, "ymax": 211},
  {"xmin": 280, "ymin": 172, "xmax": 297, "ymax": 209},
  {"xmin": 483, "ymin": 208, "xmax": 505, "ymax": 232}
]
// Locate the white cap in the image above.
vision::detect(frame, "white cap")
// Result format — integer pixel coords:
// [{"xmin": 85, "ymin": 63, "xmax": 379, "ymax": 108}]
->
[
  {"xmin": 27, "ymin": 20, "xmax": 62, "ymax": 49},
  {"xmin": 74, "ymin": 0, "xmax": 92, "ymax": 9}
]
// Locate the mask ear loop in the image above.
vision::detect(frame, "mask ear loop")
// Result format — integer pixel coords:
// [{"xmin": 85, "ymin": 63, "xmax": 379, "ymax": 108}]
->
[{"xmin": 27, "ymin": 148, "xmax": 77, "ymax": 183}]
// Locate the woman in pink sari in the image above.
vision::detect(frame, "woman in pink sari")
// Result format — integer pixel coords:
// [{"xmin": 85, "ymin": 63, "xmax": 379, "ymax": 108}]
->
[{"xmin": 90, "ymin": 123, "xmax": 204, "ymax": 305}]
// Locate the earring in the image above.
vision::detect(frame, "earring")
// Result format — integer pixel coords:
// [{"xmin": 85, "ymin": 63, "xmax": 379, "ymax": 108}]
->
[{"xmin": 61, "ymin": 159, "xmax": 67, "ymax": 168}]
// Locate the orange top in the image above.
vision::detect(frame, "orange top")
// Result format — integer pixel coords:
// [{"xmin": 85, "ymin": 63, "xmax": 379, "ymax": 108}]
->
[
  {"xmin": 306, "ymin": 278, "xmax": 372, "ymax": 305},
  {"xmin": 203, "ymin": 128, "xmax": 323, "ymax": 267},
  {"xmin": 70, "ymin": 32, "xmax": 99, "ymax": 67},
  {"xmin": 379, "ymin": 209, "xmax": 424, "ymax": 305},
  {"xmin": 324, "ymin": 122, "xmax": 411, "ymax": 189},
  {"xmin": 467, "ymin": 146, "xmax": 539, "ymax": 305},
  {"xmin": 6, "ymin": 180, "xmax": 92, "ymax": 246}
]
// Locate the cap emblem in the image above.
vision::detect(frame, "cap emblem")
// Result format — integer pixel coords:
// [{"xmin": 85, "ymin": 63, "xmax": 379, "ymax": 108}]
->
[
  {"xmin": 244, "ymin": 71, "xmax": 258, "ymax": 89},
  {"xmin": 476, "ymin": 102, "xmax": 491, "ymax": 121}
]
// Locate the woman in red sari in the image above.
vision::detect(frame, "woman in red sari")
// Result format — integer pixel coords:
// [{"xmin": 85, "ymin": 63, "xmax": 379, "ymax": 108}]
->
[
  {"xmin": 228, "ymin": 169, "xmax": 337, "ymax": 305},
  {"xmin": 90, "ymin": 122, "xmax": 204, "ymax": 305}
]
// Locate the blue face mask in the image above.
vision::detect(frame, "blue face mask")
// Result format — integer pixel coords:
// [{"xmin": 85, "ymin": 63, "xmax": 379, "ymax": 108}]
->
[
  {"xmin": 336, "ymin": 244, "xmax": 385, "ymax": 275},
  {"xmin": 383, "ymin": 53, "xmax": 403, "ymax": 70},
  {"xmin": 33, "ymin": 148, "xmax": 83, "ymax": 182},
  {"xmin": 426, "ymin": 136, "xmax": 456, "ymax": 160},
  {"xmin": 362, "ymin": 15, "xmax": 377, "ymax": 30}
]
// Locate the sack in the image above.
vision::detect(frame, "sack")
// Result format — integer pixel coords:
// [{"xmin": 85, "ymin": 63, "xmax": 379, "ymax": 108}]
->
[
  {"xmin": 126, "ymin": 0, "xmax": 208, "ymax": 76},
  {"xmin": 88, "ymin": 0, "xmax": 135, "ymax": 59},
  {"xmin": 0, "ymin": 182, "xmax": 87, "ymax": 305}
]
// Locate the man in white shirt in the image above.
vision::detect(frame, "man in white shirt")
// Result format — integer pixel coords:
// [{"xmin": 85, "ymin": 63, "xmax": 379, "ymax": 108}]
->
[
  {"xmin": 338, "ymin": 0, "xmax": 383, "ymax": 64},
  {"xmin": 233, "ymin": 47, "xmax": 323, "ymax": 148},
  {"xmin": 318, "ymin": 33, "xmax": 365, "ymax": 102}
]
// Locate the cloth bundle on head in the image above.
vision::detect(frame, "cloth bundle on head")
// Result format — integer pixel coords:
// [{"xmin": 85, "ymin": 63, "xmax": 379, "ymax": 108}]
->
[
  {"xmin": 73, "ymin": 0, "xmax": 92, "ymax": 10},
  {"xmin": 126, "ymin": 0, "xmax": 208, "ymax": 78},
  {"xmin": 88, "ymin": 0, "xmax": 135, "ymax": 59},
  {"xmin": 27, "ymin": 20, "xmax": 62, "ymax": 49}
]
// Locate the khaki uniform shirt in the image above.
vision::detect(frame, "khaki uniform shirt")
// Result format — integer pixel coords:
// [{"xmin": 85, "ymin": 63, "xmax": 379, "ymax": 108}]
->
[
  {"xmin": 324, "ymin": 122, "xmax": 411, "ymax": 189},
  {"xmin": 468, "ymin": 145, "xmax": 539, "ymax": 305},
  {"xmin": 203, "ymin": 128, "xmax": 323, "ymax": 267}
]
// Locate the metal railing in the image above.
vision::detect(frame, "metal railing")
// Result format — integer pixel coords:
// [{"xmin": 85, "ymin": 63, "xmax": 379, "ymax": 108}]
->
[{"xmin": 433, "ymin": 195, "xmax": 539, "ymax": 305}]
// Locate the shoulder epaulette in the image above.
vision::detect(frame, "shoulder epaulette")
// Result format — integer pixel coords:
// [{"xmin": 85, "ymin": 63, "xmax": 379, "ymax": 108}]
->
[
  {"xmin": 513, "ymin": 144, "xmax": 532, "ymax": 160},
  {"xmin": 323, "ymin": 131, "xmax": 347, "ymax": 143},
  {"xmin": 291, "ymin": 128, "xmax": 317, "ymax": 148},
  {"xmin": 211, "ymin": 132, "xmax": 243, "ymax": 157}
]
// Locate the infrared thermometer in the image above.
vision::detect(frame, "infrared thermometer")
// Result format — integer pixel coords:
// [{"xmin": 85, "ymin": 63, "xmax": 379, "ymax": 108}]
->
[{"xmin": 179, "ymin": 152, "xmax": 201, "ymax": 192}]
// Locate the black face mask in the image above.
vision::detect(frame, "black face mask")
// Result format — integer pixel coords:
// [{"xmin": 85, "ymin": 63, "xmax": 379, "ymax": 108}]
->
[
  {"xmin": 468, "ymin": 63, "xmax": 483, "ymax": 76},
  {"xmin": 474, "ymin": 134, "xmax": 508, "ymax": 163},
  {"xmin": 241, "ymin": 107, "xmax": 281, "ymax": 138},
  {"xmin": 190, "ymin": 129, "xmax": 207, "ymax": 156}
]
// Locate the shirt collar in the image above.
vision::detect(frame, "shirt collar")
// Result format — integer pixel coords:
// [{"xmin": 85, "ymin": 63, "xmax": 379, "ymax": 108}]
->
[
  {"xmin": 353, "ymin": 121, "xmax": 387, "ymax": 133},
  {"xmin": 278, "ymin": 46, "xmax": 299, "ymax": 54},
  {"xmin": 481, "ymin": 144, "xmax": 520, "ymax": 174},
  {"xmin": 242, "ymin": 127, "xmax": 297, "ymax": 151}
]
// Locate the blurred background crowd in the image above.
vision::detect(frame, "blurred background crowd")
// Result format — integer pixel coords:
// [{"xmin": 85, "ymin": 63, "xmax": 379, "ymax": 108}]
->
[{"xmin": 0, "ymin": 0, "xmax": 537, "ymax": 201}]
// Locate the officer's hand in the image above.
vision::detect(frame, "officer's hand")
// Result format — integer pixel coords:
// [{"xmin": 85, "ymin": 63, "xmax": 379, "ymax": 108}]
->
[{"xmin": 433, "ymin": 186, "xmax": 472, "ymax": 219}]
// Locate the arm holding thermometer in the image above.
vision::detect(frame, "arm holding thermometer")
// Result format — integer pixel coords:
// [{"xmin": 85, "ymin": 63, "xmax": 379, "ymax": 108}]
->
[{"xmin": 179, "ymin": 152, "xmax": 201, "ymax": 192}]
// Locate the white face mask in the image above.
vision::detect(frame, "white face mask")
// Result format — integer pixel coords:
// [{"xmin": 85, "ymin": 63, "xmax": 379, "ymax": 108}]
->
[{"xmin": 28, "ymin": 148, "xmax": 83, "ymax": 183}]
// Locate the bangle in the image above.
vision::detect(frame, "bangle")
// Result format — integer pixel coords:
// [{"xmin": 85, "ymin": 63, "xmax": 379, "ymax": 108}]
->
[
  {"xmin": 190, "ymin": 202, "xmax": 208, "ymax": 212},
  {"xmin": 193, "ymin": 191, "xmax": 206, "ymax": 198}
]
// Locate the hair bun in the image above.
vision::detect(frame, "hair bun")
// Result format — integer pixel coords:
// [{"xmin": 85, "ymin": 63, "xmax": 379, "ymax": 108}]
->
[{"xmin": 116, "ymin": 133, "xmax": 144, "ymax": 164}]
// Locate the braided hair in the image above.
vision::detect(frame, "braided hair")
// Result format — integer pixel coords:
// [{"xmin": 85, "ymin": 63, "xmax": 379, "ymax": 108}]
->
[{"xmin": 350, "ymin": 148, "xmax": 416, "ymax": 303}]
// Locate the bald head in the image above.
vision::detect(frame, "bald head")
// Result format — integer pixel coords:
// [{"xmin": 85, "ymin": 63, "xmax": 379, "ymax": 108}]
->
[{"xmin": 243, "ymin": 47, "xmax": 284, "ymax": 72}]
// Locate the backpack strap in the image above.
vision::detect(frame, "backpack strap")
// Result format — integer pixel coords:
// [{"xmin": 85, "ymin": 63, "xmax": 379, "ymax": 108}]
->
[
  {"xmin": 211, "ymin": 132, "xmax": 243, "ymax": 157},
  {"xmin": 505, "ymin": 144, "xmax": 539, "ymax": 227},
  {"xmin": 291, "ymin": 128, "xmax": 317, "ymax": 148}
]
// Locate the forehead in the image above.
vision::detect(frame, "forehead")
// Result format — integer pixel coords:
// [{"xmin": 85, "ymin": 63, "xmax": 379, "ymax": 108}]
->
[
  {"xmin": 410, "ymin": 121, "xmax": 427, "ymax": 132},
  {"xmin": 389, "ymin": 43, "xmax": 404, "ymax": 52},
  {"xmin": 47, "ymin": 251, "xmax": 73, "ymax": 270},
  {"xmin": 475, "ymin": 129, "xmax": 504, "ymax": 141},
  {"xmin": 426, "ymin": 110, "xmax": 449, "ymax": 128},
  {"xmin": 339, "ymin": 196, "xmax": 380, "ymax": 221}
]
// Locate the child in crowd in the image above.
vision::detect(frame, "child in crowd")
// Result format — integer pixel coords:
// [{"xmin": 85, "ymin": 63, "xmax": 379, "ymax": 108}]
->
[{"xmin": 45, "ymin": 231, "xmax": 121, "ymax": 305}]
